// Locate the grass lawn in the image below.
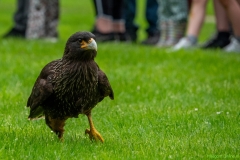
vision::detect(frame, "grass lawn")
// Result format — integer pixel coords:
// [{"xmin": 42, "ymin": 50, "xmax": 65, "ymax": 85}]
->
[{"xmin": 0, "ymin": 1, "xmax": 240, "ymax": 159}]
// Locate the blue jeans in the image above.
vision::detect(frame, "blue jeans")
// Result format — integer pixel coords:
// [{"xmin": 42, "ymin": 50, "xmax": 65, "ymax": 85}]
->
[
  {"xmin": 123, "ymin": 0, "xmax": 159, "ymax": 36},
  {"xmin": 14, "ymin": 0, "xmax": 29, "ymax": 31}
]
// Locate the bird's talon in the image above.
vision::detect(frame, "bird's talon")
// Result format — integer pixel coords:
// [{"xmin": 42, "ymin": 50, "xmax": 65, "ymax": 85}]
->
[{"xmin": 84, "ymin": 128, "xmax": 104, "ymax": 143}]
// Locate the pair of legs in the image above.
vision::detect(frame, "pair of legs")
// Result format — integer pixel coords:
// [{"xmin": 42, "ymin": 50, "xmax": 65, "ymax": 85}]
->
[
  {"xmin": 142, "ymin": 0, "xmax": 160, "ymax": 45},
  {"xmin": 45, "ymin": 112, "xmax": 104, "ymax": 142},
  {"xmin": 3, "ymin": 0, "xmax": 59, "ymax": 40},
  {"xmin": 186, "ymin": 0, "xmax": 208, "ymax": 38},
  {"xmin": 201, "ymin": 0, "xmax": 231, "ymax": 49},
  {"xmin": 123, "ymin": 0, "xmax": 160, "ymax": 44},
  {"xmin": 92, "ymin": 0, "xmax": 126, "ymax": 41},
  {"xmin": 179, "ymin": 0, "xmax": 231, "ymax": 42},
  {"xmin": 218, "ymin": 0, "xmax": 240, "ymax": 38},
  {"xmin": 203, "ymin": 0, "xmax": 240, "ymax": 51},
  {"xmin": 217, "ymin": 0, "xmax": 240, "ymax": 52},
  {"xmin": 174, "ymin": 0, "xmax": 240, "ymax": 52}
]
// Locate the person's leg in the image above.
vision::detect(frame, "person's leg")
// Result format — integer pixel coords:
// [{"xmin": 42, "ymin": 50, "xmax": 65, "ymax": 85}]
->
[
  {"xmin": 94, "ymin": 0, "xmax": 113, "ymax": 33},
  {"xmin": 14, "ymin": 0, "xmax": 29, "ymax": 31},
  {"xmin": 123, "ymin": 0, "xmax": 138, "ymax": 42},
  {"xmin": 186, "ymin": 0, "xmax": 208, "ymax": 38},
  {"xmin": 93, "ymin": 0, "xmax": 127, "ymax": 41},
  {"xmin": 219, "ymin": 0, "xmax": 240, "ymax": 52},
  {"xmin": 142, "ymin": 0, "xmax": 160, "ymax": 45},
  {"xmin": 202, "ymin": 0, "xmax": 231, "ymax": 49},
  {"xmin": 3, "ymin": 0, "xmax": 29, "ymax": 37},
  {"xmin": 173, "ymin": 0, "xmax": 207, "ymax": 50},
  {"xmin": 165, "ymin": 0, "xmax": 188, "ymax": 46},
  {"xmin": 219, "ymin": 0, "xmax": 240, "ymax": 37},
  {"xmin": 111, "ymin": 0, "xmax": 128, "ymax": 41},
  {"xmin": 214, "ymin": 0, "xmax": 229, "ymax": 32},
  {"xmin": 92, "ymin": 0, "xmax": 115, "ymax": 41},
  {"xmin": 145, "ymin": 0, "xmax": 159, "ymax": 35},
  {"xmin": 112, "ymin": 0, "xmax": 125, "ymax": 33}
]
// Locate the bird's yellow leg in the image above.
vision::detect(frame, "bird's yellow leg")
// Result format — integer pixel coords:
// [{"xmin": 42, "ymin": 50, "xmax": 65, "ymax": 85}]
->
[{"xmin": 85, "ymin": 112, "xmax": 104, "ymax": 143}]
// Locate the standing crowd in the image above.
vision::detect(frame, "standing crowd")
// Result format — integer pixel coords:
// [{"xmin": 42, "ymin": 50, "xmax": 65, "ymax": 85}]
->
[{"xmin": 3, "ymin": 0, "xmax": 240, "ymax": 53}]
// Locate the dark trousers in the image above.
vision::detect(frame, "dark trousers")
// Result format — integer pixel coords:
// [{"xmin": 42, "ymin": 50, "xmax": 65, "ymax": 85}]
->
[
  {"xmin": 14, "ymin": 0, "xmax": 29, "ymax": 31},
  {"xmin": 123, "ymin": 0, "xmax": 159, "ymax": 36},
  {"xmin": 93, "ymin": 0, "xmax": 124, "ymax": 20}
]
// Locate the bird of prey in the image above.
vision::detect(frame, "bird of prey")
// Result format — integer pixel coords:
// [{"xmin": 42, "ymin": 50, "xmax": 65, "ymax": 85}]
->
[{"xmin": 27, "ymin": 31, "xmax": 114, "ymax": 142}]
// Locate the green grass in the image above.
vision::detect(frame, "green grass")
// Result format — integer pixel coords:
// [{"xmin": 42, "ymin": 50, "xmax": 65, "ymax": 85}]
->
[{"xmin": 0, "ymin": 1, "xmax": 240, "ymax": 159}]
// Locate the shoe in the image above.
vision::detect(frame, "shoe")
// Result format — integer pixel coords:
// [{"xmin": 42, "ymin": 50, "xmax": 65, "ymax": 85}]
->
[
  {"xmin": 141, "ymin": 32, "xmax": 160, "ymax": 45},
  {"xmin": 91, "ymin": 29, "xmax": 114, "ymax": 42},
  {"xmin": 114, "ymin": 32, "xmax": 131, "ymax": 42},
  {"xmin": 125, "ymin": 30, "xmax": 137, "ymax": 42},
  {"xmin": 224, "ymin": 37, "xmax": 240, "ymax": 53},
  {"xmin": 3, "ymin": 28, "xmax": 25, "ymax": 38},
  {"xmin": 173, "ymin": 37, "xmax": 195, "ymax": 50},
  {"xmin": 202, "ymin": 32, "xmax": 231, "ymax": 49},
  {"xmin": 94, "ymin": 32, "xmax": 114, "ymax": 42}
]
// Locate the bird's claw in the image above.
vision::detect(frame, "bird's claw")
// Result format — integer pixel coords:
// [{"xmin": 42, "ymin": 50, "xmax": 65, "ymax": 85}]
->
[{"xmin": 85, "ymin": 128, "xmax": 104, "ymax": 143}]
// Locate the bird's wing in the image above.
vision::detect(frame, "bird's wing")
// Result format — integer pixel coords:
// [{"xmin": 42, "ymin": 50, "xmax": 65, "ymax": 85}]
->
[
  {"xmin": 98, "ymin": 68, "xmax": 114, "ymax": 100},
  {"xmin": 27, "ymin": 60, "xmax": 59, "ymax": 118}
]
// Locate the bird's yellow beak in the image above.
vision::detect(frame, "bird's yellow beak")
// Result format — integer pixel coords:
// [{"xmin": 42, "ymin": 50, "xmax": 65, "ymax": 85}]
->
[{"xmin": 80, "ymin": 38, "xmax": 97, "ymax": 51}]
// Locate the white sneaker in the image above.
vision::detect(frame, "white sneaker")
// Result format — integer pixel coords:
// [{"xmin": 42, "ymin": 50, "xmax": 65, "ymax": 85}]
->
[
  {"xmin": 224, "ymin": 37, "xmax": 240, "ymax": 53},
  {"xmin": 172, "ymin": 37, "xmax": 195, "ymax": 50}
]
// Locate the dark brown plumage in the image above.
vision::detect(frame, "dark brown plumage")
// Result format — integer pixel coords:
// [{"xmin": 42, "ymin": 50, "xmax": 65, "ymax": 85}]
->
[{"xmin": 27, "ymin": 31, "xmax": 114, "ymax": 142}]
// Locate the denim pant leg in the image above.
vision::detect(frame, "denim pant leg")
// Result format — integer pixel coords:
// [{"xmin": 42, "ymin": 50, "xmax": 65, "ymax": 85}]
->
[
  {"xmin": 13, "ymin": 0, "xmax": 29, "ymax": 31},
  {"xmin": 123, "ymin": 0, "xmax": 138, "ymax": 34},
  {"xmin": 146, "ymin": 0, "xmax": 159, "ymax": 35}
]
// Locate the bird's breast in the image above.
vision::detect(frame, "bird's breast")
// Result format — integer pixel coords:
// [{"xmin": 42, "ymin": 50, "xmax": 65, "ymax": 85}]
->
[{"xmin": 51, "ymin": 62, "xmax": 99, "ymax": 115}]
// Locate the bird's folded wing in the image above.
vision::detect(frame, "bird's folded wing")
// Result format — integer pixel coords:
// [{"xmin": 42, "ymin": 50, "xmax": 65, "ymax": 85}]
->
[
  {"xmin": 27, "ymin": 60, "xmax": 59, "ymax": 109},
  {"xmin": 98, "ymin": 69, "xmax": 114, "ymax": 100}
]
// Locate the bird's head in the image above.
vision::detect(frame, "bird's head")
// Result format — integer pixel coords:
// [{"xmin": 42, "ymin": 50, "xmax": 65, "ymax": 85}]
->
[{"xmin": 63, "ymin": 31, "xmax": 97, "ymax": 61}]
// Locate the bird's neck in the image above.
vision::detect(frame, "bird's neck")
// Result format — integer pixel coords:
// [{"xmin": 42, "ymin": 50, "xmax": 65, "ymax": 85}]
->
[
  {"xmin": 60, "ymin": 58, "xmax": 98, "ymax": 76},
  {"xmin": 63, "ymin": 50, "xmax": 97, "ymax": 61}
]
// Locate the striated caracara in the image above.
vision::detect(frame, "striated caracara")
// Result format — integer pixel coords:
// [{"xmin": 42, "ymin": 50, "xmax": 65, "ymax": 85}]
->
[{"xmin": 27, "ymin": 31, "xmax": 114, "ymax": 142}]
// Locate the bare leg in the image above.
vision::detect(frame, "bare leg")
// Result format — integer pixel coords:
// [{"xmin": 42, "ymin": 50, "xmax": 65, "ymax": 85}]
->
[
  {"xmin": 214, "ymin": 0, "xmax": 230, "ymax": 32},
  {"xmin": 201, "ymin": 0, "xmax": 231, "ymax": 49},
  {"xmin": 95, "ymin": 16, "xmax": 113, "ymax": 33},
  {"xmin": 112, "ymin": 20, "xmax": 125, "ymax": 33},
  {"xmin": 186, "ymin": 0, "xmax": 208, "ymax": 37},
  {"xmin": 172, "ymin": 0, "xmax": 207, "ymax": 49},
  {"xmin": 85, "ymin": 112, "xmax": 104, "ymax": 143},
  {"xmin": 219, "ymin": 0, "xmax": 240, "ymax": 37}
]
